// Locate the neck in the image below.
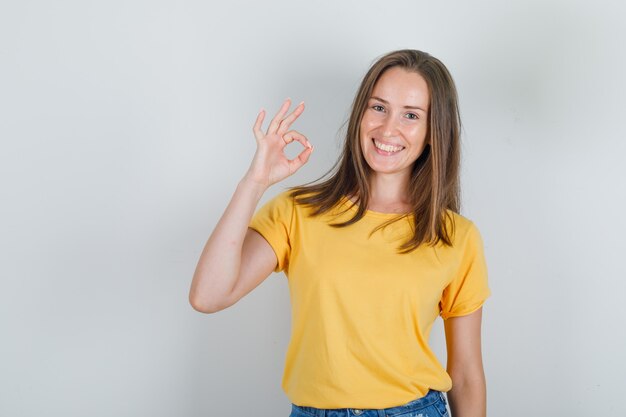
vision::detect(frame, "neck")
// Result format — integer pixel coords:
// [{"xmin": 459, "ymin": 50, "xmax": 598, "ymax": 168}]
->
[{"xmin": 366, "ymin": 172, "xmax": 411, "ymax": 205}]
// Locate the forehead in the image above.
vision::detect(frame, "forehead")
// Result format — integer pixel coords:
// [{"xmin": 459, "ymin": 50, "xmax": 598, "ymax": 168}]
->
[{"xmin": 371, "ymin": 67, "xmax": 430, "ymax": 108}]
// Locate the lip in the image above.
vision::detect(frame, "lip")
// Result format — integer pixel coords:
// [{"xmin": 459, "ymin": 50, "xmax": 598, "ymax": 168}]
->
[
  {"xmin": 372, "ymin": 138, "xmax": 404, "ymax": 156},
  {"xmin": 373, "ymin": 138, "xmax": 404, "ymax": 147}
]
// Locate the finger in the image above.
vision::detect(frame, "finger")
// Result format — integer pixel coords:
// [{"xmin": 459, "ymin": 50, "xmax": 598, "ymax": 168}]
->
[
  {"xmin": 281, "ymin": 130, "xmax": 312, "ymax": 149},
  {"xmin": 253, "ymin": 108, "xmax": 266, "ymax": 141},
  {"xmin": 288, "ymin": 145, "xmax": 314, "ymax": 173},
  {"xmin": 277, "ymin": 101, "xmax": 305, "ymax": 135},
  {"xmin": 267, "ymin": 98, "xmax": 292, "ymax": 135}
]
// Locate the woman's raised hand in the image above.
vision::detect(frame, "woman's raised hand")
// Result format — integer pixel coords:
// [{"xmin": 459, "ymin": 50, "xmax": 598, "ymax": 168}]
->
[{"xmin": 243, "ymin": 98, "xmax": 314, "ymax": 189}]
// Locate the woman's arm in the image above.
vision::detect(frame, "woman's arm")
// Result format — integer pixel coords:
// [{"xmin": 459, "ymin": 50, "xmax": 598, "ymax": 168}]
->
[
  {"xmin": 443, "ymin": 307, "xmax": 487, "ymax": 417},
  {"xmin": 188, "ymin": 99, "xmax": 312, "ymax": 313},
  {"xmin": 188, "ymin": 178, "xmax": 272, "ymax": 313}
]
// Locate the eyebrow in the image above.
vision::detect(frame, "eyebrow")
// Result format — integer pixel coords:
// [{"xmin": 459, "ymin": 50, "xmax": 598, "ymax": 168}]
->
[{"xmin": 370, "ymin": 96, "xmax": 426, "ymax": 112}]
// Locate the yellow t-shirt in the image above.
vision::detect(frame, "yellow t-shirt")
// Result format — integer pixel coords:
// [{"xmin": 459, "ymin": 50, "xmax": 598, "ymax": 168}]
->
[{"xmin": 248, "ymin": 189, "xmax": 491, "ymax": 409}]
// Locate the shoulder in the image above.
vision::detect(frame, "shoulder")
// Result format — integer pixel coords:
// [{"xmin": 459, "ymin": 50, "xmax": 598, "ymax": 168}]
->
[
  {"xmin": 252, "ymin": 189, "xmax": 296, "ymax": 225},
  {"xmin": 273, "ymin": 188, "xmax": 295, "ymax": 204},
  {"xmin": 272, "ymin": 188, "xmax": 314, "ymax": 205},
  {"xmin": 445, "ymin": 209, "xmax": 483, "ymax": 248},
  {"xmin": 261, "ymin": 188, "xmax": 296, "ymax": 209}
]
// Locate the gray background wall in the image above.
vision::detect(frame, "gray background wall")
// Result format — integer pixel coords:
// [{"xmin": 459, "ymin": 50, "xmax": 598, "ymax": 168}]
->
[{"xmin": 1, "ymin": 0, "xmax": 625, "ymax": 416}]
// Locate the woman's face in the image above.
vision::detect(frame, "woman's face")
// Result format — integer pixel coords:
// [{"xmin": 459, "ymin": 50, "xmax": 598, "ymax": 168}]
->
[{"xmin": 359, "ymin": 67, "xmax": 430, "ymax": 181}]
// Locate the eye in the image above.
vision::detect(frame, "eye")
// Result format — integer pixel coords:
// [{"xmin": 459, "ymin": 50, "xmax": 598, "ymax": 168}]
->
[
  {"xmin": 372, "ymin": 104, "xmax": 385, "ymax": 112},
  {"xmin": 405, "ymin": 113, "xmax": 419, "ymax": 120}
]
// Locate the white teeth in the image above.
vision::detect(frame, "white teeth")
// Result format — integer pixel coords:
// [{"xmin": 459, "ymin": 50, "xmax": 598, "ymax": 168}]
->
[{"xmin": 373, "ymin": 139, "xmax": 404, "ymax": 153}]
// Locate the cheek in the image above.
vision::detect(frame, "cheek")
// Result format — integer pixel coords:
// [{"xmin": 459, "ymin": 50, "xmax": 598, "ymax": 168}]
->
[
  {"xmin": 359, "ymin": 119, "xmax": 373, "ymax": 141},
  {"xmin": 407, "ymin": 124, "xmax": 428, "ymax": 142},
  {"xmin": 360, "ymin": 112, "xmax": 379, "ymax": 129},
  {"xmin": 359, "ymin": 119, "xmax": 369, "ymax": 134}
]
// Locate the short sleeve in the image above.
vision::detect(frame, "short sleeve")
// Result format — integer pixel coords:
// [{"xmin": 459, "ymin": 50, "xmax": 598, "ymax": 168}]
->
[
  {"xmin": 248, "ymin": 190, "xmax": 294, "ymax": 273},
  {"xmin": 440, "ymin": 222, "xmax": 491, "ymax": 320}
]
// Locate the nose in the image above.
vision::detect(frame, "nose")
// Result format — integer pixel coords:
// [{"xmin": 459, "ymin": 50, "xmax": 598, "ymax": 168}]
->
[{"xmin": 381, "ymin": 114, "xmax": 399, "ymax": 138}]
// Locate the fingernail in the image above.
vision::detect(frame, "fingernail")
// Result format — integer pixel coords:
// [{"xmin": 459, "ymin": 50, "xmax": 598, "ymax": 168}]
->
[{"xmin": 298, "ymin": 101, "xmax": 304, "ymax": 106}]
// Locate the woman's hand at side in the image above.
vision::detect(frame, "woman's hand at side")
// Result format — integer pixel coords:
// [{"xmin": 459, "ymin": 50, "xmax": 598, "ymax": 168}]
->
[
  {"xmin": 189, "ymin": 98, "xmax": 312, "ymax": 313},
  {"xmin": 244, "ymin": 98, "xmax": 313, "ymax": 188}
]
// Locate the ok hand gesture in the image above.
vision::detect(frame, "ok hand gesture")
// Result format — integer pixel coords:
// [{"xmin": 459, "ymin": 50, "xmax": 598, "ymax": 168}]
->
[{"xmin": 244, "ymin": 98, "xmax": 314, "ymax": 189}]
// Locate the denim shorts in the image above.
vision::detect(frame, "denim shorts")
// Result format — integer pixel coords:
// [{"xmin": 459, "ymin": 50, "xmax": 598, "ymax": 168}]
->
[{"xmin": 290, "ymin": 389, "xmax": 449, "ymax": 417}]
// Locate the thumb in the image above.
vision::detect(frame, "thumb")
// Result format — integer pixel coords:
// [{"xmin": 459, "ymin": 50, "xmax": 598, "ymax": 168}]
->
[{"xmin": 288, "ymin": 145, "xmax": 314, "ymax": 173}]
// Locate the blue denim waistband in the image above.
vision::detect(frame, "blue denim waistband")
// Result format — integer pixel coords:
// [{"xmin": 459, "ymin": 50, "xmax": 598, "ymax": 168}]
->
[{"xmin": 291, "ymin": 389, "xmax": 447, "ymax": 417}]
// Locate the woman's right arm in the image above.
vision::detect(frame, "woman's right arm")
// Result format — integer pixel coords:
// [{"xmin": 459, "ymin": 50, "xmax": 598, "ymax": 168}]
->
[{"xmin": 188, "ymin": 98, "xmax": 313, "ymax": 314}]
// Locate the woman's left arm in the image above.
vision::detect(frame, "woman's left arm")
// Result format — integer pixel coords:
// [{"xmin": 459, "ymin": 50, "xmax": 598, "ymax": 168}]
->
[{"xmin": 443, "ymin": 307, "xmax": 487, "ymax": 417}]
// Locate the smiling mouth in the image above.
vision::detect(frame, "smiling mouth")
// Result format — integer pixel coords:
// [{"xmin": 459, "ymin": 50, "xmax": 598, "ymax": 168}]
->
[{"xmin": 372, "ymin": 138, "xmax": 405, "ymax": 154}]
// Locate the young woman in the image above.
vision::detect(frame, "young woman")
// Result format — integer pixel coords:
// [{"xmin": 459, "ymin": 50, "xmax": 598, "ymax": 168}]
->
[{"xmin": 189, "ymin": 49, "xmax": 491, "ymax": 417}]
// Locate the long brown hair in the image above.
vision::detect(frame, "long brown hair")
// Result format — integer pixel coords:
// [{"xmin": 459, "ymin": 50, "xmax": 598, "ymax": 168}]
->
[{"xmin": 287, "ymin": 49, "xmax": 461, "ymax": 253}]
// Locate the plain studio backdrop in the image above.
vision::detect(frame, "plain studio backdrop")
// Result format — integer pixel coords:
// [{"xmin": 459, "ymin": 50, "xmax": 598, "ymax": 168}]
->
[{"xmin": 1, "ymin": 0, "xmax": 625, "ymax": 416}]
